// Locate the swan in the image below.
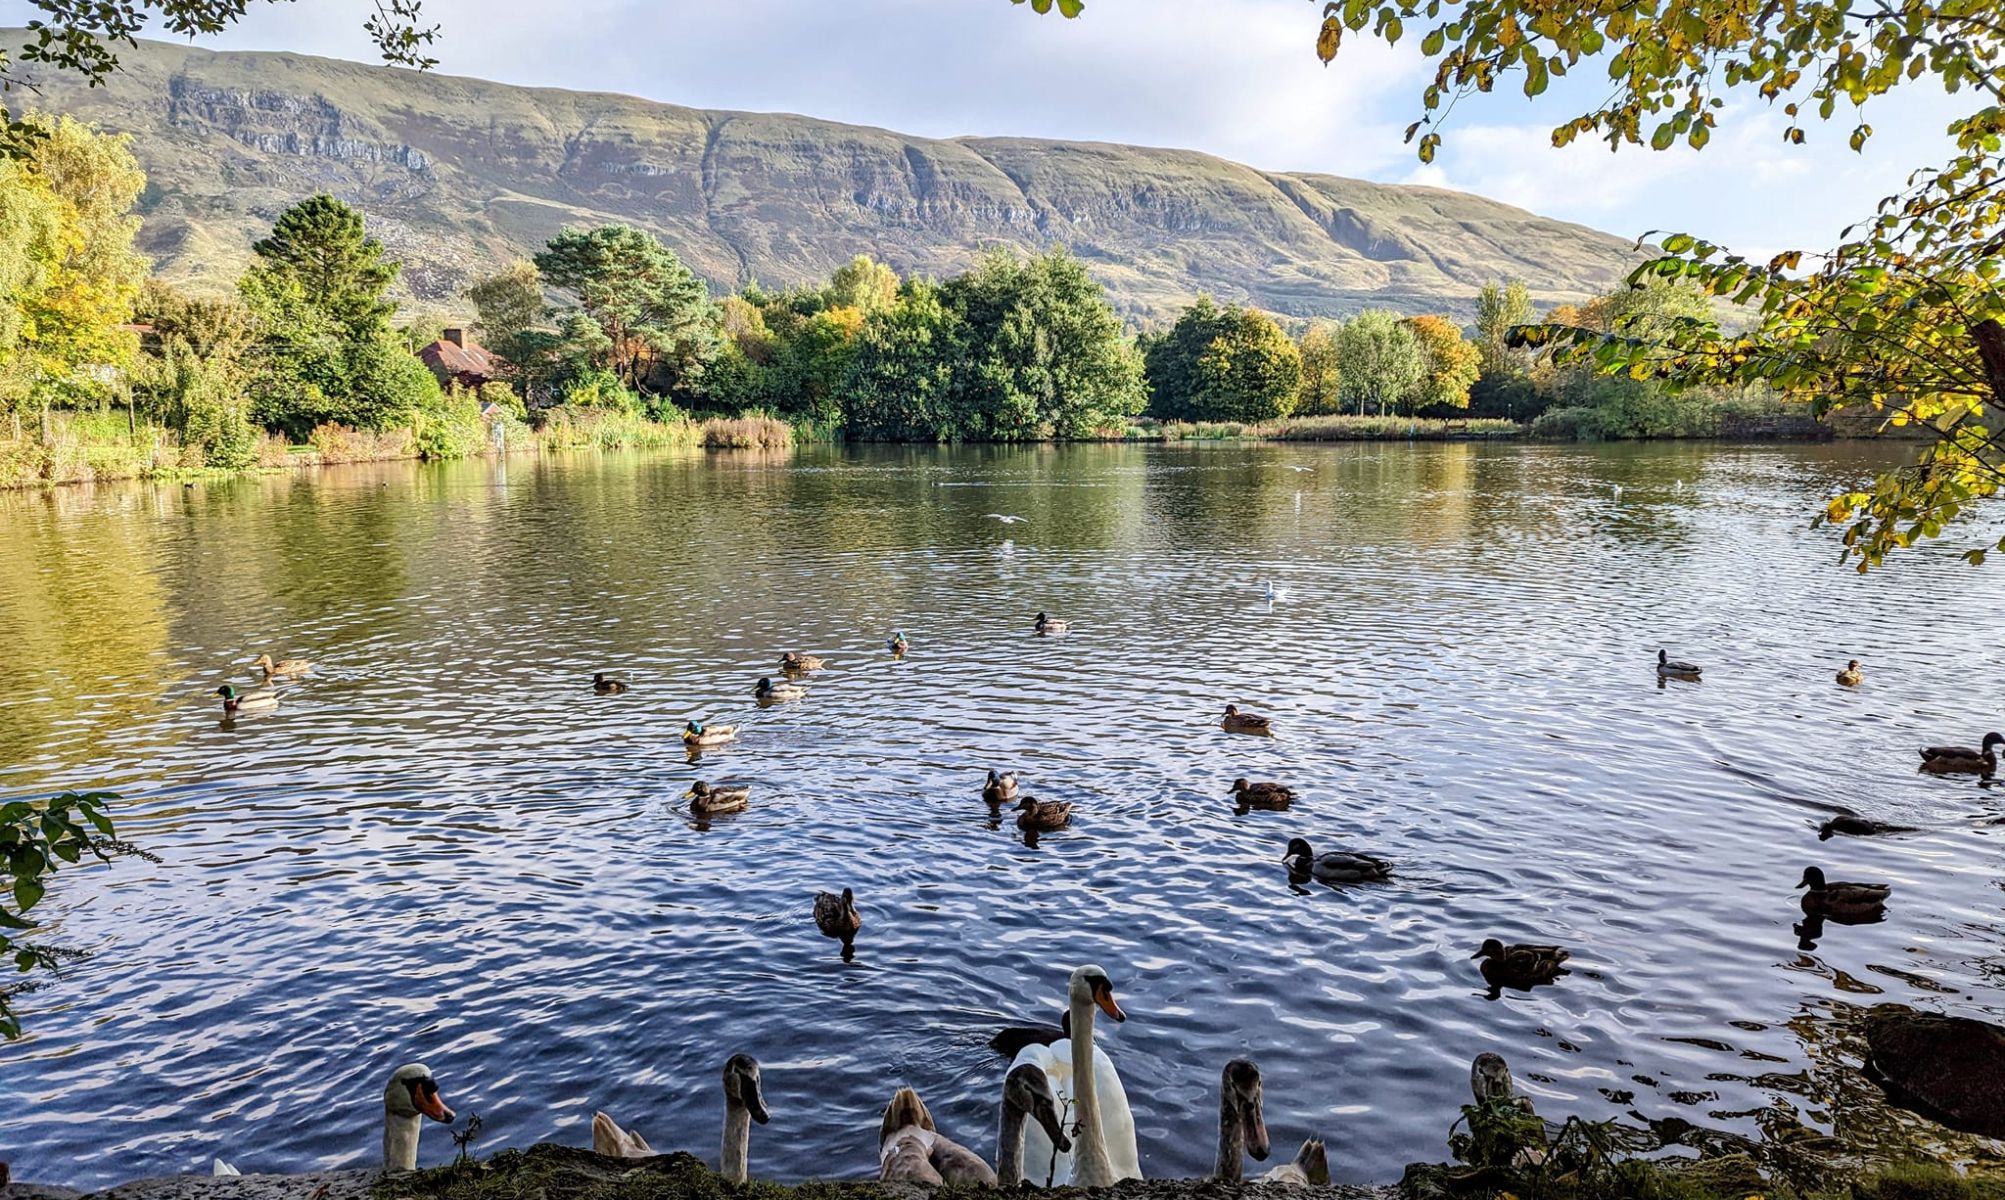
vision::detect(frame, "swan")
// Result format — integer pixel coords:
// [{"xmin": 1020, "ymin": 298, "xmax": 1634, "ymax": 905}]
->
[
  {"xmin": 592, "ymin": 1112, "xmax": 654, "ymax": 1157},
  {"xmin": 997, "ymin": 1063, "xmax": 1070, "ymax": 1186},
  {"xmin": 720, "ymin": 1053, "xmax": 769, "ymax": 1183},
  {"xmin": 877, "ymin": 1086, "xmax": 995, "ymax": 1186},
  {"xmin": 211, "ymin": 1159, "xmax": 240, "ymax": 1176},
  {"xmin": 1010, "ymin": 965, "xmax": 1139, "ymax": 1186},
  {"xmin": 1212, "ymin": 1059, "xmax": 1328, "ymax": 1185},
  {"xmin": 383, "ymin": 1063, "xmax": 455, "ymax": 1172}
]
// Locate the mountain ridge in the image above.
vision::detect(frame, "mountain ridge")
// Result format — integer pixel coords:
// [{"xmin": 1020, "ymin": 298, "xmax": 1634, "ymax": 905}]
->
[{"xmin": 17, "ymin": 34, "xmax": 1642, "ymax": 319}]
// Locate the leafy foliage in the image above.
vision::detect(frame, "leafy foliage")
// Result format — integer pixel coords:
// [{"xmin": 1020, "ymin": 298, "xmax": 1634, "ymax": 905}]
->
[
  {"xmin": 1144, "ymin": 297, "xmax": 1303, "ymax": 422},
  {"xmin": 1336, "ymin": 309, "xmax": 1426, "ymax": 416},
  {"xmin": 533, "ymin": 225, "xmax": 720, "ymax": 397},
  {"xmin": 1, "ymin": 791, "xmax": 148, "ymax": 1041},
  {"xmin": 1295, "ymin": 319, "xmax": 1344, "ymax": 415},
  {"xmin": 249, "ymin": 194, "xmax": 398, "ymax": 337},
  {"xmin": 1407, "ymin": 313, "xmax": 1481, "ymax": 411}
]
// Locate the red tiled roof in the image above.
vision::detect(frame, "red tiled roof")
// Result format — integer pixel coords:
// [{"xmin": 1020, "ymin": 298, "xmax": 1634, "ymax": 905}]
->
[{"xmin": 419, "ymin": 337, "xmax": 500, "ymax": 379}]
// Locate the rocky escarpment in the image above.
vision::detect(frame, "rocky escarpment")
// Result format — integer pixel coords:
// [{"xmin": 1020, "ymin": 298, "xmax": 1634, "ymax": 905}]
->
[{"xmin": 19, "ymin": 35, "xmax": 1641, "ymax": 317}]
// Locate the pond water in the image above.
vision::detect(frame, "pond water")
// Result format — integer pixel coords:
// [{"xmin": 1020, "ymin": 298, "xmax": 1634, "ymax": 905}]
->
[{"xmin": 3, "ymin": 441, "xmax": 2004, "ymax": 1188}]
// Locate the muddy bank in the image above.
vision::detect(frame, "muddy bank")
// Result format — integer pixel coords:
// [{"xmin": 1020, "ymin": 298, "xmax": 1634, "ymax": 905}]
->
[{"xmin": 2, "ymin": 1147, "xmax": 1396, "ymax": 1200}]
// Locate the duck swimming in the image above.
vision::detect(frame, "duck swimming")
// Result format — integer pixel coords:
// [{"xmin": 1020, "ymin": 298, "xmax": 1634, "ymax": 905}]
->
[
  {"xmin": 1797, "ymin": 866, "xmax": 1891, "ymax": 917},
  {"xmin": 887, "ymin": 631, "xmax": 909, "ymax": 656},
  {"xmin": 592, "ymin": 673, "xmax": 629, "ymax": 694},
  {"xmin": 1656, "ymin": 649, "xmax": 1702, "ymax": 679},
  {"xmin": 1033, "ymin": 612, "xmax": 1070, "ymax": 636},
  {"xmin": 1221, "ymin": 704, "xmax": 1273, "ymax": 735},
  {"xmin": 755, "ymin": 676, "xmax": 807, "ymax": 703},
  {"xmin": 815, "ymin": 887, "xmax": 862, "ymax": 958},
  {"xmin": 1472, "ymin": 939, "xmax": 1571, "ymax": 992},
  {"xmin": 685, "ymin": 781, "xmax": 750, "ymax": 816},
  {"xmin": 1016, "ymin": 795, "xmax": 1073, "ymax": 832},
  {"xmin": 1918, "ymin": 732, "xmax": 2002, "ymax": 775},
  {"xmin": 1230, "ymin": 778, "xmax": 1296, "ymax": 809},
  {"xmin": 215, "ymin": 685, "xmax": 279, "ymax": 715},
  {"xmin": 1282, "ymin": 837, "xmax": 1392, "ymax": 883},
  {"xmin": 683, "ymin": 721, "xmax": 738, "ymax": 748},
  {"xmin": 778, "ymin": 652, "xmax": 826, "ymax": 673},
  {"xmin": 1817, "ymin": 813, "xmax": 1917, "ymax": 840},
  {"xmin": 1836, "ymin": 659, "xmax": 1864, "ymax": 687},
  {"xmin": 983, "ymin": 769, "xmax": 1020, "ymax": 806},
  {"xmin": 252, "ymin": 653, "xmax": 312, "ymax": 679}
]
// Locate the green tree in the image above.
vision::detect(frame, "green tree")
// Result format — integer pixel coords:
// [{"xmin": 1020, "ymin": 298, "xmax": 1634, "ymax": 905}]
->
[
  {"xmin": 2, "ymin": 791, "xmax": 148, "ymax": 1041},
  {"xmin": 533, "ymin": 224, "xmax": 720, "ymax": 395},
  {"xmin": 1405, "ymin": 314, "xmax": 1480, "ymax": 412},
  {"xmin": 826, "ymin": 254, "xmax": 901, "ymax": 314},
  {"xmin": 248, "ymin": 195, "xmax": 397, "ymax": 337},
  {"xmin": 1335, "ymin": 310, "xmax": 1425, "ymax": 416},
  {"xmin": 1145, "ymin": 299, "xmax": 1301, "ymax": 422},
  {"xmin": 841, "ymin": 281, "xmax": 967, "ymax": 440},
  {"xmin": 131, "ymin": 281, "xmax": 261, "ymax": 464},
  {"xmin": 1307, "ymin": 0, "xmax": 2005, "ymax": 565},
  {"xmin": 1295, "ymin": 319, "xmax": 1343, "ymax": 415},
  {"xmin": 1474, "ymin": 280, "xmax": 1533, "ymax": 382}
]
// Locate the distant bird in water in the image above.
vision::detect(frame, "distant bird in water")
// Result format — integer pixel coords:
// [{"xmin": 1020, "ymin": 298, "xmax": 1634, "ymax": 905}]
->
[
  {"xmin": 593, "ymin": 672, "xmax": 629, "ymax": 694},
  {"xmin": 1033, "ymin": 611, "xmax": 1070, "ymax": 636},
  {"xmin": 985, "ymin": 513, "xmax": 1029, "ymax": 524},
  {"xmin": 1611, "ymin": 484, "xmax": 1624, "ymax": 501},
  {"xmin": 1282, "ymin": 837, "xmax": 1392, "ymax": 884},
  {"xmin": 755, "ymin": 676, "xmax": 807, "ymax": 703},
  {"xmin": 1797, "ymin": 866, "xmax": 1891, "ymax": 918},
  {"xmin": 1918, "ymin": 731, "xmax": 2002, "ymax": 775},
  {"xmin": 215, "ymin": 685, "xmax": 278, "ymax": 715},
  {"xmin": 1656, "ymin": 649, "xmax": 1703, "ymax": 680},
  {"xmin": 1015, "ymin": 794, "xmax": 1073, "ymax": 832},
  {"xmin": 814, "ymin": 887, "xmax": 863, "ymax": 960},
  {"xmin": 1221, "ymin": 704, "xmax": 1273, "ymax": 735},
  {"xmin": 1836, "ymin": 659, "xmax": 1864, "ymax": 687},
  {"xmin": 1472, "ymin": 939, "xmax": 1571, "ymax": 996},
  {"xmin": 887, "ymin": 630, "xmax": 909, "ymax": 657},
  {"xmin": 983, "ymin": 769, "xmax": 1020, "ymax": 806},
  {"xmin": 1230, "ymin": 778, "xmax": 1297, "ymax": 809},
  {"xmin": 1818, "ymin": 813, "xmax": 1917, "ymax": 841},
  {"xmin": 1262, "ymin": 580, "xmax": 1289, "ymax": 602},
  {"xmin": 685, "ymin": 781, "xmax": 751, "ymax": 816},
  {"xmin": 1285, "ymin": 465, "xmax": 1315, "ymax": 473}
]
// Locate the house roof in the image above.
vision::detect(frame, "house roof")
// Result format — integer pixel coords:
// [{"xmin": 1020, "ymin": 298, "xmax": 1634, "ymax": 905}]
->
[{"xmin": 419, "ymin": 337, "xmax": 500, "ymax": 378}]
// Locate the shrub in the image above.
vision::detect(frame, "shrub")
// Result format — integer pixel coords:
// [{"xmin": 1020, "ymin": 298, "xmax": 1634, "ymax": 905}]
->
[
  {"xmin": 701, "ymin": 414, "xmax": 793, "ymax": 449},
  {"xmin": 309, "ymin": 422, "xmax": 415, "ymax": 464}
]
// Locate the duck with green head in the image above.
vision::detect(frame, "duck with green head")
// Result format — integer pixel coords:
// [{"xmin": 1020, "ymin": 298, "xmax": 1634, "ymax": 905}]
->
[
  {"xmin": 684, "ymin": 720, "xmax": 738, "ymax": 748},
  {"xmin": 215, "ymin": 685, "xmax": 279, "ymax": 715}
]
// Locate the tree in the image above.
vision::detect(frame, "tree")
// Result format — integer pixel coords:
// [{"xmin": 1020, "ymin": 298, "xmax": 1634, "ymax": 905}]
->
[
  {"xmin": 1145, "ymin": 299, "xmax": 1301, "ymax": 422},
  {"xmin": 2, "ymin": 791, "xmax": 148, "ymax": 1041},
  {"xmin": 1306, "ymin": 0, "xmax": 2005, "ymax": 565},
  {"xmin": 534, "ymin": 225, "xmax": 719, "ymax": 395},
  {"xmin": 249, "ymin": 195, "xmax": 397, "ymax": 337},
  {"xmin": 826, "ymin": 255, "xmax": 900, "ymax": 314},
  {"xmin": 841, "ymin": 282, "xmax": 967, "ymax": 440},
  {"xmin": 1295, "ymin": 319, "xmax": 1343, "ymax": 415},
  {"xmin": 1474, "ymin": 280, "xmax": 1532, "ymax": 382},
  {"xmin": 1335, "ymin": 310, "xmax": 1424, "ymax": 416},
  {"xmin": 1405, "ymin": 314, "xmax": 1480, "ymax": 412}
]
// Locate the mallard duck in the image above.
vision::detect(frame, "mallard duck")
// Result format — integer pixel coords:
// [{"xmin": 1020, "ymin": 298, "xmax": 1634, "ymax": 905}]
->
[
  {"xmin": 1281, "ymin": 837, "xmax": 1391, "ymax": 883},
  {"xmin": 755, "ymin": 676, "xmax": 807, "ymax": 703},
  {"xmin": 1918, "ymin": 732, "xmax": 2002, "ymax": 775},
  {"xmin": 1033, "ymin": 611, "xmax": 1070, "ymax": 636},
  {"xmin": 1836, "ymin": 659, "xmax": 1864, "ymax": 687},
  {"xmin": 983, "ymin": 769, "xmax": 1020, "ymax": 805},
  {"xmin": 1470, "ymin": 1053, "xmax": 1536, "ymax": 1114},
  {"xmin": 593, "ymin": 673, "xmax": 629, "ymax": 694},
  {"xmin": 815, "ymin": 887, "xmax": 862, "ymax": 957},
  {"xmin": 779, "ymin": 652, "xmax": 826, "ymax": 673},
  {"xmin": 215, "ymin": 685, "xmax": 279, "ymax": 715},
  {"xmin": 1818, "ymin": 813, "xmax": 1917, "ymax": 840},
  {"xmin": 1656, "ymin": 649, "xmax": 1703, "ymax": 679},
  {"xmin": 686, "ymin": 781, "xmax": 750, "ymax": 816},
  {"xmin": 1016, "ymin": 795, "xmax": 1073, "ymax": 832},
  {"xmin": 683, "ymin": 720, "xmax": 738, "ymax": 748},
  {"xmin": 1797, "ymin": 866, "xmax": 1891, "ymax": 916},
  {"xmin": 1230, "ymin": 778, "xmax": 1296, "ymax": 808},
  {"xmin": 1221, "ymin": 704, "xmax": 1273, "ymax": 735},
  {"xmin": 887, "ymin": 630, "xmax": 909, "ymax": 656},
  {"xmin": 252, "ymin": 653, "xmax": 312, "ymax": 679},
  {"xmin": 1472, "ymin": 939, "xmax": 1570, "ymax": 991}
]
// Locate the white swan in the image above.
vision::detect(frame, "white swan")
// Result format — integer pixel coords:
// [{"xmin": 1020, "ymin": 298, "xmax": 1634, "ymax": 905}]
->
[
  {"xmin": 1009, "ymin": 964, "xmax": 1139, "ymax": 1186},
  {"xmin": 592, "ymin": 1111, "xmax": 655, "ymax": 1158},
  {"xmin": 383, "ymin": 1063, "xmax": 455, "ymax": 1172}
]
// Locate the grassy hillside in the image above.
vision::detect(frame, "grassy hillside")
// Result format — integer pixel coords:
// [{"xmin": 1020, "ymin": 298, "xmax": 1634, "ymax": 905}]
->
[{"xmin": 19, "ymin": 36, "xmax": 1641, "ymax": 319}]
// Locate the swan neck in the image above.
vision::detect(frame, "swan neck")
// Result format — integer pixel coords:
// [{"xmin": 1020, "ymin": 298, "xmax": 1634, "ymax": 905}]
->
[
  {"xmin": 722, "ymin": 1102, "xmax": 751, "ymax": 1183},
  {"xmin": 1069, "ymin": 993, "xmax": 1114, "ymax": 1185},
  {"xmin": 383, "ymin": 1111, "xmax": 422, "ymax": 1172},
  {"xmin": 997, "ymin": 1104, "xmax": 1027, "ymax": 1186},
  {"xmin": 1214, "ymin": 1085, "xmax": 1243, "ymax": 1181}
]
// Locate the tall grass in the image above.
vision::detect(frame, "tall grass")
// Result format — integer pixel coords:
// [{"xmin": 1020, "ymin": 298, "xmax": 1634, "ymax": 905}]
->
[
  {"xmin": 1129, "ymin": 414, "xmax": 1523, "ymax": 442},
  {"xmin": 533, "ymin": 406, "xmax": 701, "ymax": 451},
  {"xmin": 701, "ymin": 414, "xmax": 794, "ymax": 449}
]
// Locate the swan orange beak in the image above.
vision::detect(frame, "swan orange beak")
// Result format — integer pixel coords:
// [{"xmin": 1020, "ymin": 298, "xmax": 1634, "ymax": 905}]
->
[
  {"xmin": 416, "ymin": 1085, "xmax": 454, "ymax": 1123},
  {"xmin": 1093, "ymin": 980, "xmax": 1126, "ymax": 1023}
]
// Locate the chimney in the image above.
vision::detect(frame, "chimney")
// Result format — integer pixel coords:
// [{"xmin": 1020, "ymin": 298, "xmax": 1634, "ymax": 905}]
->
[{"xmin": 443, "ymin": 327, "xmax": 468, "ymax": 348}]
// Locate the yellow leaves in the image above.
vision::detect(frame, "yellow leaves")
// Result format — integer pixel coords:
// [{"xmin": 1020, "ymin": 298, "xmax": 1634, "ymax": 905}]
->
[{"xmin": 1318, "ymin": 15, "xmax": 1343, "ymax": 62}]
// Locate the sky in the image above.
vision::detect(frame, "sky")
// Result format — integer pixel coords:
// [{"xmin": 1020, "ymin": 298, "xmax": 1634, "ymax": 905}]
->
[{"xmin": 2, "ymin": 0, "xmax": 1971, "ymax": 259}]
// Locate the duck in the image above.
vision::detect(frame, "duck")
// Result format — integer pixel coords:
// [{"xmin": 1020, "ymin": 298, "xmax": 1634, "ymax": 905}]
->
[
  {"xmin": 1033, "ymin": 612, "xmax": 1070, "ymax": 636},
  {"xmin": 778, "ymin": 652, "xmax": 827, "ymax": 674},
  {"xmin": 685, "ymin": 781, "xmax": 750, "ymax": 816},
  {"xmin": 683, "ymin": 721, "xmax": 738, "ymax": 748},
  {"xmin": 1016, "ymin": 795, "xmax": 1073, "ymax": 832},
  {"xmin": 878, "ymin": 1087, "xmax": 996, "ymax": 1187},
  {"xmin": 1472, "ymin": 939, "xmax": 1571, "ymax": 992},
  {"xmin": 1918, "ymin": 732, "xmax": 2002, "ymax": 775},
  {"xmin": 592, "ymin": 1112, "xmax": 654, "ymax": 1158},
  {"xmin": 1211, "ymin": 1059, "xmax": 1328, "ymax": 1186},
  {"xmin": 887, "ymin": 631, "xmax": 909, "ymax": 656},
  {"xmin": 592, "ymin": 673, "xmax": 629, "ymax": 695},
  {"xmin": 1656, "ymin": 649, "xmax": 1703, "ymax": 679},
  {"xmin": 1836, "ymin": 659, "xmax": 1864, "ymax": 687},
  {"xmin": 755, "ymin": 676, "xmax": 807, "ymax": 703},
  {"xmin": 382, "ymin": 1063, "xmax": 455, "ymax": 1172},
  {"xmin": 1281, "ymin": 837, "xmax": 1392, "ymax": 883},
  {"xmin": 719, "ymin": 1054, "xmax": 769, "ymax": 1184},
  {"xmin": 1009, "ymin": 964, "xmax": 1140, "ymax": 1187},
  {"xmin": 997, "ymin": 1064, "xmax": 1071, "ymax": 1187},
  {"xmin": 1230, "ymin": 778, "xmax": 1296, "ymax": 809},
  {"xmin": 215, "ymin": 685, "xmax": 279, "ymax": 715},
  {"xmin": 1470, "ymin": 1052, "xmax": 1536, "ymax": 1114},
  {"xmin": 983, "ymin": 769, "xmax": 1020, "ymax": 806},
  {"xmin": 1220, "ymin": 704, "xmax": 1273, "ymax": 735},
  {"xmin": 1818, "ymin": 813, "xmax": 1917, "ymax": 840},
  {"xmin": 815, "ymin": 887, "xmax": 862, "ymax": 958},
  {"xmin": 252, "ymin": 653, "xmax": 312, "ymax": 679},
  {"xmin": 1796, "ymin": 866, "xmax": 1891, "ymax": 917},
  {"xmin": 990, "ymin": 1009, "xmax": 1069, "ymax": 1058}
]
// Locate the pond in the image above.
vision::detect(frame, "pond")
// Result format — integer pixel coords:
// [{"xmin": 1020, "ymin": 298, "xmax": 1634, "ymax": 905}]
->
[{"xmin": 2, "ymin": 441, "xmax": 2003, "ymax": 1187}]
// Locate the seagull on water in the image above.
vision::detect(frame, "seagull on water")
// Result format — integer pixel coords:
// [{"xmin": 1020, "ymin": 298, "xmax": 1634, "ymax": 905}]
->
[
  {"xmin": 985, "ymin": 513, "xmax": 1029, "ymax": 524},
  {"xmin": 1286, "ymin": 465, "xmax": 1315, "ymax": 473}
]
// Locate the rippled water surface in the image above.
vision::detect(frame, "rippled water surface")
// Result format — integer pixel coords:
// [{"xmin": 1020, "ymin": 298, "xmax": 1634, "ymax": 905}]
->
[{"xmin": 4, "ymin": 442, "xmax": 2005, "ymax": 1187}]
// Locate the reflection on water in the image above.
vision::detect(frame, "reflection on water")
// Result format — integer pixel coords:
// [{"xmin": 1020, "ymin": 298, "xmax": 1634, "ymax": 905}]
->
[{"xmin": 3, "ymin": 442, "xmax": 2005, "ymax": 1186}]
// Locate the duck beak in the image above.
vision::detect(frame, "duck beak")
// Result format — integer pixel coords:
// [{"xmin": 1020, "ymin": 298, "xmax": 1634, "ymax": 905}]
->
[
  {"xmin": 1093, "ymin": 981, "xmax": 1126, "ymax": 1022},
  {"xmin": 1468, "ymin": 949, "xmax": 1486, "ymax": 959},
  {"xmin": 682, "ymin": 788, "xmax": 697, "ymax": 799}
]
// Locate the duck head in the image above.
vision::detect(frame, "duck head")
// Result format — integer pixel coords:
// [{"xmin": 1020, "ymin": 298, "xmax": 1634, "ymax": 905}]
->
[
  {"xmin": 685, "ymin": 782, "xmax": 710, "ymax": 800},
  {"xmin": 1281, "ymin": 837, "xmax": 1313, "ymax": 869},
  {"xmin": 1657, "ymin": 649, "xmax": 1669, "ymax": 665},
  {"xmin": 215, "ymin": 685, "xmax": 238, "ymax": 700},
  {"xmin": 1229, "ymin": 777, "xmax": 1251, "ymax": 796},
  {"xmin": 384, "ymin": 1063, "xmax": 454, "ymax": 1124},
  {"xmin": 755, "ymin": 677, "xmax": 774, "ymax": 696},
  {"xmin": 1068, "ymin": 964, "xmax": 1126, "ymax": 1022},
  {"xmin": 1470, "ymin": 1052, "xmax": 1515, "ymax": 1102},
  {"xmin": 723, "ymin": 1054, "xmax": 769, "ymax": 1125},
  {"xmin": 252, "ymin": 654, "xmax": 276, "ymax": 671},
  {"xmin": 1985, "ymin": 732, "xmax": 2005, "ymax": 752},
  {"xmin": 1222, "ymin": 1059, "xmax": 1270, "ymax": 1161},
  {"xmin": 1472, "ymin": 938, "xmax": 1507, "ymax": 961},
  {"xmin": 1797, "ymin": 866, "xmax": 1828, "ymax": 891},
  {"xmin": 1003, "ymin": 1064, "xmax": 1070, "ymax": 1153}
]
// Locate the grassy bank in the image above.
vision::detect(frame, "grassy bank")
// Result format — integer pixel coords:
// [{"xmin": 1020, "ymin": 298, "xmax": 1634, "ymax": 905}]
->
[{"xmin": 1125, "ymin": 415, "xmax": 1524, "ymax": 441}]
